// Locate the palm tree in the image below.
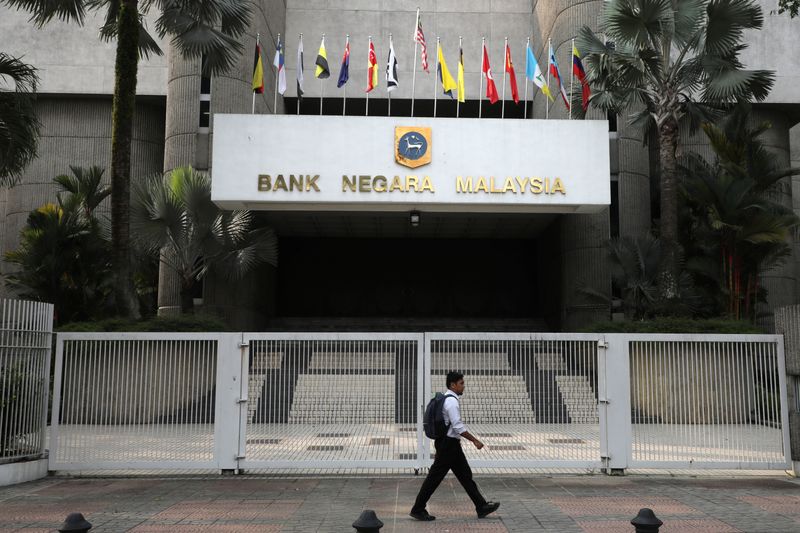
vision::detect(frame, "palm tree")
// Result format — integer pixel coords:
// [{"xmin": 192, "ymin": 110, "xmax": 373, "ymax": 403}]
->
[
  {"xmin": 131, "ymin": 166, "xmax": 278, "ymax": 314},
  {"xmin": 2, "ymin": 0, "xmax": 252, "ymax": 318},
  {"xmin": 577, "ymin": 0, "xmax": 775, "ymax": 280},
  {"xmin": 681, "ymin": 104, "xmax": 800, "ymax": 321},
  {"xmin": 0, "ymin": 52, "xmax": 39, "ymax": 185},
  {"xmin": 54, "ymin": 165, "xmax": 111, "ymax": 221}
]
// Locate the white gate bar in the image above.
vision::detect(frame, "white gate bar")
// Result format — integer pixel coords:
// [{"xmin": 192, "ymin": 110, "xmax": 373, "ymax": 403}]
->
[{"xmin": 604, "ymin": 334, "xmax": 632, "ymax": 471}]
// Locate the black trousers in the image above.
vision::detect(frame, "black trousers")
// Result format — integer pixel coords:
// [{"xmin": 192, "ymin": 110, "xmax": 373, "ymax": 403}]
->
[{"xmin": 411, "ymin": 436, "xmax": 487, "ymax": 512}]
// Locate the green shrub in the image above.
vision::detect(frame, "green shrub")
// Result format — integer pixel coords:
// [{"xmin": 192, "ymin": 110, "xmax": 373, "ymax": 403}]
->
[
  {"xmin": 579, "ymin": 317, "xmax": 763, "ymax": 334},
  {"xmin": 57, "ymin": 314, "xmax": 230, "ymax": 332}
]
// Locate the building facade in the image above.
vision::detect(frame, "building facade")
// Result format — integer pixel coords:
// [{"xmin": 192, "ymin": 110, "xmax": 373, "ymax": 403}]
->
[{"xmin": 1, "ymin": 1, "xmax": 798, "ymax": 331}]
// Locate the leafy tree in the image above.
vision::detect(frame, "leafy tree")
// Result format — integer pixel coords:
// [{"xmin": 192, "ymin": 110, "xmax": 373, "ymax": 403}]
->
[
  {"xmin": 777, "ymin": 0, "xmax": 799, "ymax": 17},
  {"xmin": 681, "ymin": 104, "xmax": 800, "ymax": 321},
  {"xmin": 2, "ymin": 0, "xmax": 253, "ymax": 318},
  {"xmin": 577, "ymin": 0, "xmax": 775, "ymax": 281},
  {"xmin": 0, "ymin": 52, "xmax": 40, "ymax": 185},
  {"xmin": 4, "ymin": 166, "xmax": 113, "ymax": 324},
  {"xmin": 131, "ymin": 166, "xmax": 278, "ymax": 313}
]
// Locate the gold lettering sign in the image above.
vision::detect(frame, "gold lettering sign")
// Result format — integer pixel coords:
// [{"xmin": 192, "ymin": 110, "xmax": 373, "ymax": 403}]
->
[{"xmin": 395, "ymin": 127, "xmax": 432, "ymax": 169}]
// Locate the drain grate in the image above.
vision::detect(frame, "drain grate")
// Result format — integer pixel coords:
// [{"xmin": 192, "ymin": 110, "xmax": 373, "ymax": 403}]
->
[
  {"xmin": 398, "ymin": 427, "xmax": 416, "ymax": 432},
  {"xmin": 316, "ymin": 433, "xmax": 350, "ymax": 438},
  {"xmin": 246, "ymin": 438, "xmax": 281, "ymax": 445},
  {"xmin": 369, "ymin": 437, "xmax": 390, "ymax": 445},
  {"xmin": 307, "ymin": 445, "xmax": 345, "ymax": 451},
  {"xmin": 548, "ymin": 438, "xmax": 584, "ymax": 444},
  {"xmin": 490, "ymin": 445, "xmax": 526, "ymax": 451},
  {"xmin": 397, "ymin": 453, "xmax": 418, "ymax": 460},
  {"xmin": 482, "ymin": 432, "xmax": 513, "ymax": 438}
]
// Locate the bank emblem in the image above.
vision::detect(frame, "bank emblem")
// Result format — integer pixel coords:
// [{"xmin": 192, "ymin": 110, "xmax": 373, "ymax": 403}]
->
[{"xmin": 395, "ymin": 126, "xmax": 432, "ymax": 168}]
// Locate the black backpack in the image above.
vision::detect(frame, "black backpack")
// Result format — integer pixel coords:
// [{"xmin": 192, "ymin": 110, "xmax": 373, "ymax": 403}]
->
[{"xmin": 423, "ymin": 392, "xmax": 450, "ymax": 439}]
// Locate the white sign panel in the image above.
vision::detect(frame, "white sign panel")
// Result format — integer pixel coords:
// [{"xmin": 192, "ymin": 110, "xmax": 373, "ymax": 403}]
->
[{"xmin": 211, "ymin": 114, "xmax": 610, "ymax": 213}]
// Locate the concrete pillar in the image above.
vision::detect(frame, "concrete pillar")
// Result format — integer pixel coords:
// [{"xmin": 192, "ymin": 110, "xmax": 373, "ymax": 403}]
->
[
  {"xmin": 616, "ymin": 119, "xmax": 651, "ymax": 237},
  {"xmin": 775, "ymin": 305, "xmax": 800, "ymax": 474},
  {"xmin": 791, "ymin": 124, "xmax": 800, "ymax": 305}
]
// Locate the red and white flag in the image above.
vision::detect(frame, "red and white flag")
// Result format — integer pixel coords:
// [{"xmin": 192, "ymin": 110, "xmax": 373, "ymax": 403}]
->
[
  {"xmin": 482, "ymin": 43, "xmax": 499, "ymax": 104},
  {"xmin": 414, "ymin": 11, "xmax": 429, "ymax": 72}
]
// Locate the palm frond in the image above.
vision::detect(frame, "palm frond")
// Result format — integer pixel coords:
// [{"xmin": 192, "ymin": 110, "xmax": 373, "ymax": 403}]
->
[
  {"xmin": 3, "ymin": 0, "xmax": 87, "ymax": 27},
  {"xmin": 703, "ymin": 0, "xmax": 764, "ymax": 55},
  {"xmin": 702, "ymin": 68, "xmax": 774, "ymax": 102}
]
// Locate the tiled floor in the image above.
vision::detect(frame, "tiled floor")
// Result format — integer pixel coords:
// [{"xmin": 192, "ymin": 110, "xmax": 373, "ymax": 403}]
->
[{"xmin": 1, "ymin": 474, "xmax": 799, "ymax": 532}]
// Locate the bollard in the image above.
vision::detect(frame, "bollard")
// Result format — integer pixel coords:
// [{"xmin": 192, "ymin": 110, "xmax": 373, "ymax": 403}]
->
[
  {"xmin": 631, "ymin": 508, "xmax": 662, "ymax": 532},
  {"xmin": 58, "ymin": 512, "xmax": 92, "ymax": 532},
  {"xmin": 352, "ymin": 509, "xmax": 384, "ymax": 532}
]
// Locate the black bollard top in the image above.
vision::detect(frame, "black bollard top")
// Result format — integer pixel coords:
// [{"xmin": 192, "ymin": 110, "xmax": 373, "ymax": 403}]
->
[
  {"xmin": 631, "ymin": 508, "xmax": 663, "ymax": 529},
  {"xmin": 58, "ymin": 512, "xmax": 93, "ymax": 532},
  {"xmin": 352, "ymin": 509, "xmax": 384, "ymax": 530}
]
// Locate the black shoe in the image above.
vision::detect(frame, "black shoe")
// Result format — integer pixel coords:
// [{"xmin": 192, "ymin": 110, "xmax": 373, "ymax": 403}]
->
[
  {"xmin": 477, "ymin": 502, "xmax": 500, "ymax": 518},
  {"xmin": 409, "ymin": 510, "xmax": 436, "ymax": 521}
]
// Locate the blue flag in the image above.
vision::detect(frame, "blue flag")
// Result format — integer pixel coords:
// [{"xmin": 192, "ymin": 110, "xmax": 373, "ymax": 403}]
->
[{"xmin": 337, "ymin": 41, "xmax": 350, "ymax": 88}]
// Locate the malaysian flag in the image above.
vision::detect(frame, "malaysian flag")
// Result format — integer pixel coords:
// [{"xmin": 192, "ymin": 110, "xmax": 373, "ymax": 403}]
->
[{"xmin": 414, "ymin": 10, "xmax": 429, "ymax": 72}]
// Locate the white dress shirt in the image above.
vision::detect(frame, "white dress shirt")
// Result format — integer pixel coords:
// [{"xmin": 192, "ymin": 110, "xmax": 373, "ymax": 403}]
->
[{"xmin": 443, "ymin": 390, "xmax": 468, "ymax": 439}]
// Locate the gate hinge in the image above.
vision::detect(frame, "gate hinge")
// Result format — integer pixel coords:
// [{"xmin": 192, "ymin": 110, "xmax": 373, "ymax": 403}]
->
[
  {"xmin": 236, "ymin": 398, "xmax": 249, "ymax": 404},
  {"xmin": 597, "ymin": 340, "xmax": 608, "ymax": 349},
  {"xmin": 598, "ymin": 398, "xmax": 610, "ymax": 404},
  {"xmin": 235, "ymin": 455, "xmax": 245, "ymax": 460},
  {"xmin": 601, "ymin": 454, "xmax": 611, "ymax": 460},
  {"xmin": 238, "ymin": 342, "xmax": 249, "ymax": 349}
]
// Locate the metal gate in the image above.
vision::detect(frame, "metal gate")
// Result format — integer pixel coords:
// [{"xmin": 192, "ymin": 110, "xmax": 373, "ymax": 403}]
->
[{"xmin": 48, "ymin": 332, "xmax": 791, "ymax": 473}]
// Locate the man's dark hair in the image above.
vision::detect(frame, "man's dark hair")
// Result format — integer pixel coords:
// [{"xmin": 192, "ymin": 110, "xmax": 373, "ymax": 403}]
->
[{"xmin": 446, "ymin": 371, "xmax": 464, "ymax": 389}]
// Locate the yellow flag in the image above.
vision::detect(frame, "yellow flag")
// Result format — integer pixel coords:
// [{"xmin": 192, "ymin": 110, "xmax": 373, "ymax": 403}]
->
[
  {"xmin": 457, "ymin": 47, "xmax": 466, "ymax": 103},
  {"xmin": 315, "ymin": 37, "xmax": 330, "ymax": 79},
  {"xmin": 437, "ymin": 45, "xmax": 458, "ymax": 98}
]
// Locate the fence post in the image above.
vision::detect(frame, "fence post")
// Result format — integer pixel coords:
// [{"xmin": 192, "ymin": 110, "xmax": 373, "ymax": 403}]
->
[
  {"xmin": 213, "ymin": 333, "xmax": 245, "ymax": 472},
  {"xmin": 602, "ymin": 334, "xmax": 631, "ymax": 474},
  {"xmin": 775, "ymin": 305, "xmax": 800, "ymax": 475}
]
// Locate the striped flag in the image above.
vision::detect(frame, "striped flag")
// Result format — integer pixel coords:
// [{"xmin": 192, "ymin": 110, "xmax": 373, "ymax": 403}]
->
[
  {"xmin": 315, "ymin": 36, "xmax": 330, "ymax": 79},
  {"xmin": 367, "ymin": 39, "xmax": 378, "ymax": 92},
  {"xmin": 273, "ymin": 36, "xmax": 286, "ymax": 95},
  {"xmin": 548, "ymin": 42, "xmax": 569, "ymax": 110},
  {"xmin": 386, "ymin": 39, "xmax": 399, "ymax": 92},
  {"xmin": 414, "ymin": 11, "xmax": 429, "ymax": 72},
  {"xmin": 572, "ymin": 44, "xmax": 591, "ymax": 111},
  {"xmin": 252, "ymin": 40, "xmax": 264, "ymax": 94}
]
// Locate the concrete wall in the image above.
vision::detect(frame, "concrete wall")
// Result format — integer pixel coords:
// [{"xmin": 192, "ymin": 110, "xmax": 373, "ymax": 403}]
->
[
  {"xmin": 0, "ymin": 8, "xmax": 166, "ymax": 96},
  {"xmin": 0, "ymin": 97, "xmax": 165, "ymax": 294}
]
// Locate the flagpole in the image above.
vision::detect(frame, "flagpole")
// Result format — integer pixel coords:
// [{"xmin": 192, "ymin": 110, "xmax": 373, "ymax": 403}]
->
[
  {"xmin": 569, "ymin": 38, "xmax": 574, "ymax": 120},
  {"xmin": 546, "ymin": 38, "xmax": 551, "ymax": 120},
  {"xmin": 319, "ymin": 33, "xmax": 325, "ymax": 115},
  {"xmin": 343, "ymin": 34, "xmax": 349, "ymax": 116},
  {"xmin": 479, "ymin": 37, "xmax": 485, "ymax": 118},
  {"xmin": 433, "ymin": 37, "xmax": 440, "ymax": 118},
  {"xmin": 274, "ymin": 33, "xmax": 280, "ymax": 114},
  {"xmin": 297, "ymin": 33, "xmax": 302, "ymax": 116},
  {"xmin": 501, "ymin": 37, "xmax": 507, "ymax": 119},
  {"xmin": 456, "ymin": 36, "xmax": 462, "ymax": 118},
  {"xmin": 388, "ymin": 33, "xmax": 392, "ymax": 117},
  {"xmin": 253, "ymin": 33, "xmax": 259, "ymax": 114},
  {"xmin": 524, "ymin": 37, "xmax": 529, "ymax": 119},
  {"xmin": 411, "ymin": 7, "xmax": 420, "ymax": 117},
  {"xmin": 366, "ymin": 36, "xmax": 371, "ymax": 117}
]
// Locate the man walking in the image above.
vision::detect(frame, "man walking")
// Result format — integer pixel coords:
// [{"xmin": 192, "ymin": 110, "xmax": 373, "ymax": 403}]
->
[{"xmin": 410, "ymin": 371, "xmax": 500, "ymax": 521}]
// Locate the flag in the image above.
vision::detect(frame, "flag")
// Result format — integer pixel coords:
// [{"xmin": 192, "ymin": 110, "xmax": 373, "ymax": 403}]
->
[
  {"xmin": 367, "ymin": 40, "xmax": 378, "ymax": 92},
  {"xmin": 437, "ymin": 45, "xmax": 458, "ymax": 98},
  {"xmin": 572, "ymin": 44, "xmax": 591, "ymax": 111},
  {"xmin": 386, "ymin": 40, "xmax": 398, "ymax": 92},
  {"xmin": 252, "ymin": 41, "xmax": 264, "ymax": 94},
  {"xmin": 481, "ymin": 43, "xmax": 499, "ymax": 104},
  {"xmin": 526, "ymin": 42, "xmax": 553, "ymax": 101},
  {"xmin": 273, "ymin": 36, "xmax": 286, "ymax": 95},
  {"xmin": 296, "ymin": 37, "xmax": 304, "ymax": 100},
  {"xmin": 315, "ymin": 36, "xmax": 330, "ymax": 79},
  {"xmin": 337, "ymin": 39, "xmax": 350, "ymax": 88},
  {"xmin": 457, "ymin": 46, "xmax": 465, "ymax": 103},
  {"xmin": 414, "ymin": 12, "xmax": 429, "ymax": 72},
  {"xmin": 548, "ymin": 43, "xmax": 569, "ymax": 109},
  {"xmin": 504, "ymin": 42, "xmax": 519, "ymax": 104}
]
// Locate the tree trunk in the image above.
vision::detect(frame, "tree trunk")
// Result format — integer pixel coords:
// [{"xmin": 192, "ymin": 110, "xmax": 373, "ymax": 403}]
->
[
  {"xmin": 658, "ymin": 118, "xmax": 680, "ymax": 288},
  {"xmin": 180, "ymin": 286, "xmax": 195, "ymax": 314},
  {"xmin": 111, "ymin": 0, "xmax": 141, "ymax": 318}
]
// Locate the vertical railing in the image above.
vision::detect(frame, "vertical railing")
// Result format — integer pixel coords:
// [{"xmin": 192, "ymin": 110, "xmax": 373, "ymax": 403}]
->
[{"xmin": 0, "ymin": 299, "xmax": 54, "ymax": 464}]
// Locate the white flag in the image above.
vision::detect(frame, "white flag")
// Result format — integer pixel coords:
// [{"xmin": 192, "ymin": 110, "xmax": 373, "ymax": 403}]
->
[
  {"xmin": 386, "ymin": 40, "xmax": 398, "ymax": 92},
  {"xmin": 296, "ymin": 36, "xmax": 304, "ymax": 99},
  {"xmin": 273, "ymin": 36, "xmax": 286, "ymax": 95}
]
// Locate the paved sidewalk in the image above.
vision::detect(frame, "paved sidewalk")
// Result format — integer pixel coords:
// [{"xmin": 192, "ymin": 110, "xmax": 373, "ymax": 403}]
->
[{"xmin": 1, "ymin": 474, "xmax": 799, "ymax": 532}]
